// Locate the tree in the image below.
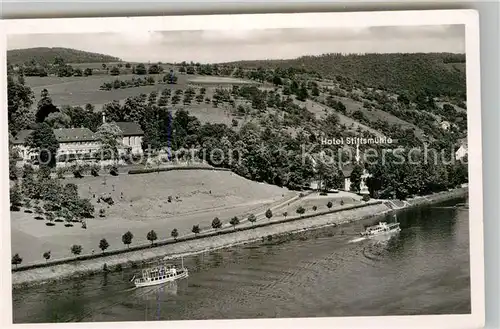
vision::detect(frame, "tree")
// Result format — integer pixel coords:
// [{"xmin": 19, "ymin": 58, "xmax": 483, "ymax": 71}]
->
[
  {"xmin": 327, "ymin": 201, "xmax": 333, "ymax": 209},
  {"xmin": 36, "ymin": 89, "xmax": 59, "ymax": 123},
  {"xmin": 70, "ymin": 244, "xmax": 83, "ymax": 256},
  {"xmin": 147, "ymin": 230, "xmax": 158, "ymax": 246},
  {"xmin": 350, "ymin": 164, "xmax": 363, "ymax": 193},
  {"xmin": 135, "ymin": 63, "xmax": 147, "ymax": 75},
  {"xmin": 99, "ymin": 238, "xmax": 109, "ymax": 253},
  {"xmin": 148, "ymin": 64, "xmax": 162, "ymax": 74},
  {"xmin": 12, "ymin": 253, "xmax": 22, "ymax": 269},
  {"xmin": 43, "ymin": 251, "xmax": 51, "ymax": 262},
  {"xmin": 212, "ymin": 217, "xmax": 222, "ymax": 230},
  {"xmin": 171, "ymin": 228, "xmax": 179, "ymax": 241},
  {"xmin": 248, "ymin": 214, "xmax": 257, "ymax": 226},
  {"xmin": 122, "ymin": 231, "xmax": 133, "ymax": 248},
  {"xmin": 83, "ymin": 68, "xmax": 93, "ymax": 76},
  {"xmin": 296, "ymin": 206, "xmax": 306, "ymax": 215},
  {"xmin": 96, "ymin": 123, "xmax": 123, "ymax": 162},
  {"xmin": 10, "ymin": 183, "xmax": 22, "ymax": 211},
  {"xmin": 283, "ymin": 212, "xmax": 288, "ymax": 218},
  {"xmin": 311, "ymin": 85, "xmax": 320, "ymax": 97},
  {"xmin": 229, "ymin": 216, "xmax": 240, "ymax": 229},
  {"xmin": 45, "ymin": 112, "xmax": 71, "ymax": 129},
  {"xmin": 7, "ymin": 74, "xmax": 35, "ymax": 134},
  {"xmin": 312, "ymin": 205, "xmax": 318, "ymax": 211},
  {"xmin": 25, "ymin": 122, "xmax": 60, "ymax": 168},
  {"xmin": 192, "ymin": 224, "xmax": 201, "ymax": 236},
  {"xmin": 109, "ymin": 67, "xmax": 120, "ymax": 76},
  {"xmin": 265, "ymin": 209, "xmax": 273, "ymax": 220}
]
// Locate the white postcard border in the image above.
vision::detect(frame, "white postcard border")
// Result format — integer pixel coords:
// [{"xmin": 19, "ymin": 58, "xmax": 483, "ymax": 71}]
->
[{"xmin": 0, "ymin": 9, "xmax": 484, "ymax": 329}]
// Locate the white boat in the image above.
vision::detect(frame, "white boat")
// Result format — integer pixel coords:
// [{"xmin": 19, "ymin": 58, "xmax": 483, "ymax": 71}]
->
[
  {"xmin": 131, "ymin": 257, "xmax": 188, "ymax": 288},
  {"xmin": 361, "ymin": 216, "xmax": 401, "ymax": 237}
]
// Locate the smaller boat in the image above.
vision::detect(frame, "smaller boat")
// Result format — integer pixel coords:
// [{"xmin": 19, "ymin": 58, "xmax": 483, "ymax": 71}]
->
[
  {"xmin": 131, "ymin": 257, "xmax": 188, "ymax": 288},
  {"xmin": 361, "ymin": 216, "xmax": 401, "ymax": 237}
]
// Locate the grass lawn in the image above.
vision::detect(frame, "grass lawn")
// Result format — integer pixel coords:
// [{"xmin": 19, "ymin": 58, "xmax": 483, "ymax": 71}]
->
[
  {"xmin": 10, "ymin": 170, "xmax": 296, "ymax": 265},
  {"xmin": 276, "ymin": 191, "xmax": 363, "ymax": 217}
]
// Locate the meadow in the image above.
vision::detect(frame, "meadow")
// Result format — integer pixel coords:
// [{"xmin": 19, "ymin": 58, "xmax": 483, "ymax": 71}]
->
[
  {"xmin": 24, "ymin": 73, "xmax": 258, "ymax": 126},
  {"xmin": 10, "ymin": 170, "xmax": 297, "ymax": 265}
]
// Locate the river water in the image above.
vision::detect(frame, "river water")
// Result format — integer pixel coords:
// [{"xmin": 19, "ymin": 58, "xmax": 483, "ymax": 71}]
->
[{"xmin": 12, "ymin": 198, "xmax": 470, "ymax": 322}]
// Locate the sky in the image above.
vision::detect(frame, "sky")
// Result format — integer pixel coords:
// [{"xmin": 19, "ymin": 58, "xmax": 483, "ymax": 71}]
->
[{"xmin": 7, "ymin": 25, "xmax": 465, "ymax": 63}]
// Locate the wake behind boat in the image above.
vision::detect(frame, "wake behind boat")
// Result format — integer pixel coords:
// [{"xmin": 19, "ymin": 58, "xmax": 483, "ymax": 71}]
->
[{"xmin": 131, "ymin": 257, "xmax": 189, "ymax": 288}]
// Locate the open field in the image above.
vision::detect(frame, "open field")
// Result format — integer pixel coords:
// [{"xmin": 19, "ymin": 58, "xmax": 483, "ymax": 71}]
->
[
  {"xmin": 24, "ymin": 73, "xmax": 260, "ymax": 126},
  {"xmin": 187, "ymin": 76, "xmax": 257, "ymax": 85},
  {"xmin": 11, "ymin": 170, "xmax": 297, "ymax": 265},
  {"xmin": 25, "ymin": 74, "xmax": 190, "ymax": 106},
  {"xmin": 276, "ymin": 191, "xmax": 363, "ymax": 216}
]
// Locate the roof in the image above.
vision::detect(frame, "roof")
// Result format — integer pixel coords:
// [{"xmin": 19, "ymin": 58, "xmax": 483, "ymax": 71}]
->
[
  {"xmin": 11, "ymin": 128, "xmax": 98, "ymax": 144},
  {"xmin": 114, "ymin": 122, "xmax": 144, "ymax": 136},
  {"xmin": 53, "ymin": 128, "xmax": 97, "ymax": 142},
  {"xmin": 11, "ymin": 129, "xmax": 34, "ymax": 145}
]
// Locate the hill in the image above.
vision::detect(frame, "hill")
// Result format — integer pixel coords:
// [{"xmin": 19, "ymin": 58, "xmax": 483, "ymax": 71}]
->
[
  {"xmin": 7, "ymin": 47, "xmax": 121, "ymax": 66},
  {"xmin": 227, "ymin": 52, "xmax": 466, "ymax": 99}
]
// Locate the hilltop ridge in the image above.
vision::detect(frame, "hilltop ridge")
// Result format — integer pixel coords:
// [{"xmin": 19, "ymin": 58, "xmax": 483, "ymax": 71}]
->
[{"xmin": 7, "ymin": 47, "xmax": 122, "ymax": 66}]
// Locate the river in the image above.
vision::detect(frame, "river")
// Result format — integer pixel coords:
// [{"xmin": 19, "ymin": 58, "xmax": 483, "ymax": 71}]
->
[{"xmin": 12, "ymin": 198, "xmax": 470, "ymax": 322}]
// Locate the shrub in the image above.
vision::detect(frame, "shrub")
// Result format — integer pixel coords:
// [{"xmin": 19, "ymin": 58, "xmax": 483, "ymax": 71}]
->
[
  {"xmin": 56, "ymin": 167, "xmax": 66, "ymax": 179},
  {"xmin": 71, "ymin": 244, "xmax": 82, "ymax": 256},
  {"xmin": 319, "ymin": 192, "xmax": 328, "ymax": 196},
  {"xmin": 171, "ymin": 228, "xmax": 179, "ymax": 240},
  {"xmin": 296, "ymin": 206, "xmax": 306, "ymax": 215},
  {"xmin": 362, "ymin": 194, "xmax": 371, "ymax": 202},
  {"xmin": 248, "ymin": 214, "xmax": 257, "ymax": 226},
  {"xmin": 192, "ymin": 225, "xmax": 201, "ymax": 236},
  {"xmin": 91, "ymin": 166, "xmax": 100, "ymax": 177},
  {"xmin": 110, "ymin": 165, "xmax": 119, "ymax": 176},
  {"xmin": 43, "ymin": 251, "xmax": 51, "ymax": 262},
  {"xmin": 282, "ymin": 212, "xmax": 288, "ymax": 218},
  {"xmin": 229, "ymin": 216, "xmax": 240, "ymax": 228},
  {"xmin": 265, "ymin": 209, "xmax": 273, "ymax": 220},
  {"xmin": 72, "ymin": 166, "xmax": 83, "ymax": 178},
  {"xmin": 327, "ymin": 201, "xmax": 333, "ymax": 209},
  {"xmin": 312, "ymin": 205, "xmax": 318, "ymax": 211},
  {"xmin": 340, "ymin": 200, "xmax": 345, "ymax": 206},
  {"xmin": 212, "ymin": 217, "xmax": 222, "ymax": 230},
  {"xmin": 12, "ymin": 253, "xmax": 22, "ymax": 269},
  {"xmin": 99, "ymin": 209, "xmax": 106, "ymax": 217},
  {"xmin": 99, "ymin": 238, "xmax": 110, "ymax": 252}
]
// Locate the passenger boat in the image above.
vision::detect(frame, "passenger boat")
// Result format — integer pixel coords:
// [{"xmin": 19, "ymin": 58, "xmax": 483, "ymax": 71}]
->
[
  {"xmin": 361, "ymin": 215, "xmax": 401, "ymax": 237},
  {"xmin": 131, "ymin": 257, "xmax": 188, "ymax": 288}
]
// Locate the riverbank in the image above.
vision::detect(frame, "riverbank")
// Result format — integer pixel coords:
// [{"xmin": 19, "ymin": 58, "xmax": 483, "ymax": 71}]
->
[{"xmin": 11, "ymin": 187, "xmax": 468, "ymax": 289}]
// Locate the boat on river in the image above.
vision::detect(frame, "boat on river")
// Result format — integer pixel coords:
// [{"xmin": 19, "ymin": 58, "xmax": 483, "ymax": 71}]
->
[
  {"xmin": 361, "ymin": 215, "xmax": 401, "ymax": 237},
  {"xmin": 131, "ymin": 257, "xmax": 188, "ymax": 288}
]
